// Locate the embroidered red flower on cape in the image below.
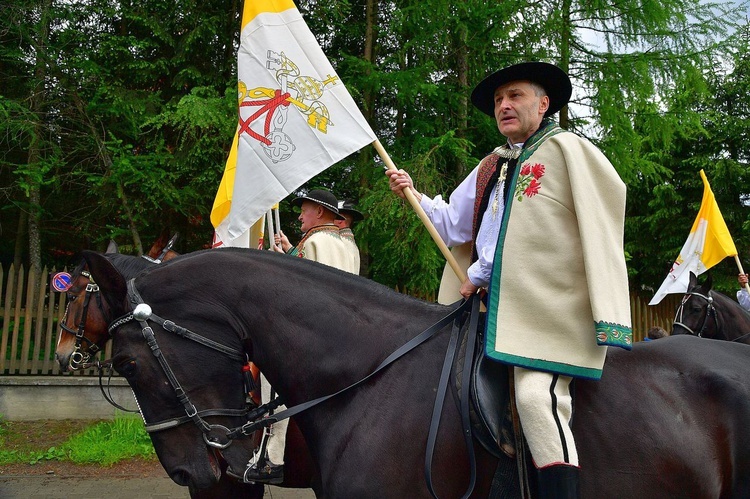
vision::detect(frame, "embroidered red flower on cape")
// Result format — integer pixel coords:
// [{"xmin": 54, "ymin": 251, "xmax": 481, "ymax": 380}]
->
[
  {"xmin": 514, "ymin": 162, "xmax": 545, "ymax": 200},
  {"xmin": 524, "ymin": 178, "xmax": 542, "ymax": 197}
]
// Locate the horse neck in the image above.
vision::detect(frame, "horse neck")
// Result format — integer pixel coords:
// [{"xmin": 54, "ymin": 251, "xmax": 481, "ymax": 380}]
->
[
  {"xmin": 242, "ymin": 264, "xmax": 448, "ymax": 406},
  {"xmin": 137, "ymin": 249, "xmax": 450, "ymax": 406},
  {"xmin": 713, "ymin": 292, "xmax": 750, "ymax": 343},
  {"xmin": 105, "ymin": 253, "xmax": 157, "ymax": 279}
]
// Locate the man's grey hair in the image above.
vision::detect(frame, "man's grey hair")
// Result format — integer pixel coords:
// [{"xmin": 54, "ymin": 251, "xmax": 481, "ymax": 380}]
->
[{"xmin": 529, "ymin": 81, "xmax": 547, "ymax": 98}]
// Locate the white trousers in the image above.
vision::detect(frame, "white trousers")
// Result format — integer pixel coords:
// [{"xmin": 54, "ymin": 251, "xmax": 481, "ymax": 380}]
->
[
  {"xmin": 513, "ymin": 367, "xmax": 578, "ymax": 468},
  {"xmin": 260, "ymin": 373, "xmax": 288, "ymax": 465}
]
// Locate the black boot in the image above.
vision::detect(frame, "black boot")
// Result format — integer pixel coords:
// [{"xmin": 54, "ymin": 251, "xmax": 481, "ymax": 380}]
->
[{"xmin": 537, "ymin": 464, "xmax": 580, "ymax": 499}]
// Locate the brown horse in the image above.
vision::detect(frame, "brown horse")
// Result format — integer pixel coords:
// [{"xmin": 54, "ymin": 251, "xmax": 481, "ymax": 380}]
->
[
  {"xmin": 55, "ymin": 245, "xmax": 169, "ymax": 370},
  {"xmin": 671, "ymin": 272, "xmax": 750, "ymax": 344},
  {"xmin": 83, "ymin": 248, "xmax": 750, "ymax": 498},
  {"xmin": 55, "ymin": 238, "xmax": 180, "ymax": 370}
]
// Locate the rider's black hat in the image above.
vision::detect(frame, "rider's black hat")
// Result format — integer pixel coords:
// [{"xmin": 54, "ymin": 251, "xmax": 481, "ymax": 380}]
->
[
  {"xmin": 470, "ymin": 62, "xmax": 572, "ymax": 118},
  {"xmin": 337, "ymin": 200, "xmax": 364, "ymax": 222},
  {"xmin": 292, "ymin": 189, "xmax": 345, "ymax": 220}
]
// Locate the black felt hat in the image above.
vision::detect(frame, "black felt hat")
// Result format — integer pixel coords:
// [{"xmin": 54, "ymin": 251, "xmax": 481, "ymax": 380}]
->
[
  {"xmin": 337, "ymin": 200, "xmax": 364, "ymax": 222},
  {"xmin": 470, "ymin": 62, "xmax": 572, "ymax": 118},
  {"xmin": 292, "ymin": 189, "xmax": 345, "ymax": 220}
]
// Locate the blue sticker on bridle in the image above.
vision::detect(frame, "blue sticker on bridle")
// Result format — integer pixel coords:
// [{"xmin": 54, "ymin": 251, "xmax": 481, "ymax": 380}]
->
[{"xmin": 51, "ymin": 272, "xmax": 73, "ymax": 292}]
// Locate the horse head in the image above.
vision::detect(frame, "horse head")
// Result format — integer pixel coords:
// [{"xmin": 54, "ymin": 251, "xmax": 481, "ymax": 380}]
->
[
  {"xmin": 83, "ymin": 250, "xmax": 256, "ymax": 490},
  {"xmin": 55, "ymin": 242, "xmax": 124, "ymax": 371},
  {"xmin": 144, "ymin": 232, "xmax": 180, "ymax": 263},
  {"xmin": 671, "ymin": 272, "xmax": 717, "ymax": 337},
  {"xmin": 55, "ymin": 242, "xmax": 182, "ymax": 372},
  {"xmin": 671, "ymin": 272, "xmax": 750, "ymax": 343}
]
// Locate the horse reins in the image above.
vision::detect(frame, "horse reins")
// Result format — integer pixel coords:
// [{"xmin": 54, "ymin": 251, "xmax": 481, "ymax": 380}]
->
[{"xmin": 111, "ymin": 278, "xmax": 480, "ymax": 495}]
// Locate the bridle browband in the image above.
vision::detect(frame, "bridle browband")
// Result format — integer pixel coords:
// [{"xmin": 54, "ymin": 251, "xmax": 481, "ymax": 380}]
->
[{"xmin": 108, "ymin": 278, "xmax": 480, "ymax": 497}]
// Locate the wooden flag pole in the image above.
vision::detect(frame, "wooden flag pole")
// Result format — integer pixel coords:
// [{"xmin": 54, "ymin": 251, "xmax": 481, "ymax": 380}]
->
[
  {"xmin": 273, "ymin": 205, "xmax": 281, "ymax": 237},
  {"xmin": 265, "ymin": 210, "xmax": 274, "ymax": 249},
  {"xmin": 734, "ymin": 255, "xmax": 750, "ymax": 294},
  {"xmin": 372, "ymin": 139, "xmax": 468, "ymax": 283}
]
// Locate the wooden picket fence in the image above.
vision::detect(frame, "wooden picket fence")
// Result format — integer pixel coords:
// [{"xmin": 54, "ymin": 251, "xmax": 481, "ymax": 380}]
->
[
  {"xmin": 0, "ymin": 263, "xmax": 114, "ymax": 376},
  {"xmin": 0, "ymin": 263, "xmax": 679, "ymax": 376}
]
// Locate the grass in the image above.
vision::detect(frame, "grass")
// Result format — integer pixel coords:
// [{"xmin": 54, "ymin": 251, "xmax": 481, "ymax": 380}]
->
[{"xmin": 0, "ymin": 415, "xmax": 156, "ymax": 466}]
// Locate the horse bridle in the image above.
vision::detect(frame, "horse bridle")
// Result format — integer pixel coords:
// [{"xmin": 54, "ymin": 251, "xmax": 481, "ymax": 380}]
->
[
  {"xmin": 673, "ymin": 290, "xmax": 719, "ymax": 338},
  {"xmin": 61, "ymin": 246, "xmax": 176, "ymax": 371},
  {"xmin": 59, "ymin": 270, "xmax": 107, "ymax": 370},
  {"xmin": 106, "ymin": 279, "xmax": 253, "ymax": 450},
  {"xmin": 110, "ymin": 278, "xmax": 479, "ymax": 497}
]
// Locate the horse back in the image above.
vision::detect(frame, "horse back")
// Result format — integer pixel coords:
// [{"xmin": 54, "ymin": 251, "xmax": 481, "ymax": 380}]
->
[{"xmin": 575, "ymin": 335, "xmax": 750, "ymax": 498}]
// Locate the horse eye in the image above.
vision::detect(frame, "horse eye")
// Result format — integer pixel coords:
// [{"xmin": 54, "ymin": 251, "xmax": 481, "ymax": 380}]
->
[{"xmin": 115, "ymin": 359, "xmax": 137, "ymax": 378}]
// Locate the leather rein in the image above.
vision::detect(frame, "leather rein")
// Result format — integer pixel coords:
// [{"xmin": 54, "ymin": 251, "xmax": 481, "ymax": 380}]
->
[{"xmin": 108, "ymin": 278, "xmax": 481, "ymax": 497}]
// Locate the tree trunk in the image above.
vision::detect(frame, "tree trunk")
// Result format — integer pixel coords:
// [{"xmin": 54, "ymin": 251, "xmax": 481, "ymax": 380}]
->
[
  {"xmin": 13, "ymin": 209, "xmax": 27, "ymax": 273},
  {"xmin": 358, "ymin": 0, "xmax": 378, "ymax": 190},
  {"xmin": 26, "ymin": 0, "xmax": 53, "ymax": 276}
]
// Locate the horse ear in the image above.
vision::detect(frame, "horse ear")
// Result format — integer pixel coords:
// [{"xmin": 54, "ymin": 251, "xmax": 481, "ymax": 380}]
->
[
  {"xmin": 688, "ymin": 272, "xmax": 698, "ymax": 289},
  {"xmin": 703, "ymin": 272, "xmax": 713, "ymax": 291},
  {"xmin": 82, "ymin": 250, "xmax": 128, "ymax": 313},
  {"xmin": 106, "ymin": 240, "xmax": 119, "ymax": 254}
]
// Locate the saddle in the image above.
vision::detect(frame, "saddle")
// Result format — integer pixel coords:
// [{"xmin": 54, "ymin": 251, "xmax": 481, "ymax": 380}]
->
[{"xmin": 452, "ymin": 312, "xmax": 516, "ymax": 460}]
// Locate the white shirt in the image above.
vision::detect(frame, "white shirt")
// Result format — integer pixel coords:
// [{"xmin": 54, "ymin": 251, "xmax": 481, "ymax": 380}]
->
[
  {"xmin": 737, "ymin": 288, "xmax": 750, "ymax": 311},
  {"xmin": 419, "ymin": 145, "xmax": 519, "ymax": 288}
]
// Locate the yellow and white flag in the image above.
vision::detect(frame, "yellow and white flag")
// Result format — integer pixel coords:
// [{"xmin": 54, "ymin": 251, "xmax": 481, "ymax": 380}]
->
[
  {"xmin": 649, "ymin": 170, "xmax": 737, "ymax": 305},
  {"xmin": 211, "ymin": 0, "xmax": 376, "ymax": 247}
]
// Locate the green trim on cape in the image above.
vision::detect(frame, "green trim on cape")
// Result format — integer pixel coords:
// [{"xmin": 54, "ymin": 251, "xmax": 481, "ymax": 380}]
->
[
  {"xmin": 595, "ymin": 321, "xmax": 632, "ymax": 348},
  {"xmin": 484, "ymin": 349, "xmax": 603, "ymax": 380}
]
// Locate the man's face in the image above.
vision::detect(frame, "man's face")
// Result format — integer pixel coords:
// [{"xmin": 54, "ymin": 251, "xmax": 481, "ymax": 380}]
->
[
  {"xmin": 298, "ymin": 201, "xmax": 320, "ymax": 232},
  {"xmin": 493, "ymin": 80, "xmax": 549, "ymax": 144}
]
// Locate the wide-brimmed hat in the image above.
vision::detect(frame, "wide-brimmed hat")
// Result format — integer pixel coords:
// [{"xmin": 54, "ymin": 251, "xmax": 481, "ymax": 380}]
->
[
  {"xmin": 292, "ymin": 189, "xmax": 345, "ymax": 220},
  {"xmin": 470, "ymin": 62, "xmax": 572, "ymax": 118},
  {"xmin": 337, "ymin": 200, "xmax": 364, "ymax": 222}
]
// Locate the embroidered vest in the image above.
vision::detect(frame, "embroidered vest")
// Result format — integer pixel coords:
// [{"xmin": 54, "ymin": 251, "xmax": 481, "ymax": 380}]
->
[{"xmin": 471, "ymin": 154, "xmax": 499, "ymax": 262}]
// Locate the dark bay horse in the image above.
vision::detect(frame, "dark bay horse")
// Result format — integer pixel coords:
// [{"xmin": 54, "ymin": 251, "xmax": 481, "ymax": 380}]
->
[
  {"xmin": 83, "ymin": 248, "xmax": 750, "ymax": 498},
  {"xmin": 55, "ymin": 248, "xmax": 313, "ymax": 498},
  {"xmin": 671, "ymin": 272, "xmax": 750, "ymax": 344}
]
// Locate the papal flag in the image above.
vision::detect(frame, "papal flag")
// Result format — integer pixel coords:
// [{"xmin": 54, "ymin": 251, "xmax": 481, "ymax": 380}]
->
[
  {"xmin": 649, "ymin": 169, "xmax": 737, "ymax": 305},
  {"xmin": 211, "ymin": 0, "xmax": 376, "ymax": 247}
]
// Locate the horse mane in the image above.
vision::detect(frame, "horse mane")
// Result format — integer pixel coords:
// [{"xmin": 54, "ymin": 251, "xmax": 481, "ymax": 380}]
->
[
  {"xmin": 191, "ymin": 247, "xmax": 440, "ymax": 309},
  {"xmin": 74, "ymin": 252, "xmax": 162, "ymax": 281}
]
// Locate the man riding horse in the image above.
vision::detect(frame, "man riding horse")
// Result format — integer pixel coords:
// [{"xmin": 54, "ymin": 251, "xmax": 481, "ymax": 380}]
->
[{"xmin": 387, "ymin": 62, "xmax": 633, "ymax": 497}]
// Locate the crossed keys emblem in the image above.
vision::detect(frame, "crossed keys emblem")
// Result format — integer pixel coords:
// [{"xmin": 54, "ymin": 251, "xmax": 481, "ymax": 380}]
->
[{"xmin": 238, "ymin": 50, "xmax": 341, "ymax": 163}]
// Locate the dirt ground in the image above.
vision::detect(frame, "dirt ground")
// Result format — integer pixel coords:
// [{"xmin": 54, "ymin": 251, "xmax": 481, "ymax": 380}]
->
[{"xmin": 0, "ymin": 420, "xmax": 167, "ymax": 478}]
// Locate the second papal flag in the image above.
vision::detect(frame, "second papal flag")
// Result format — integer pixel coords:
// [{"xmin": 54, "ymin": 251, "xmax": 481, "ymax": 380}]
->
[
  {"xmin": 649, "ymin": 169, "xmax": 737, "ymax": 304},
  {"xmin": 211, "ymin": 0, "xmax": 376, "ymax": 246}
]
